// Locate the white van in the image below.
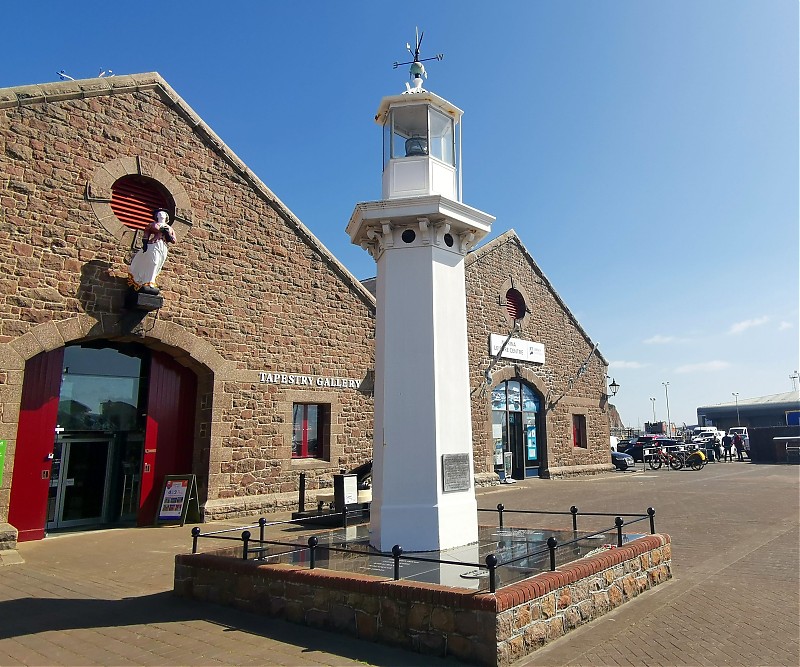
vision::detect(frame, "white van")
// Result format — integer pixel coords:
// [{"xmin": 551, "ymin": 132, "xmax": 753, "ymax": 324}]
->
[{"xmin": 691, "ymin": 427, "xmax": 724, "ymax": 444}]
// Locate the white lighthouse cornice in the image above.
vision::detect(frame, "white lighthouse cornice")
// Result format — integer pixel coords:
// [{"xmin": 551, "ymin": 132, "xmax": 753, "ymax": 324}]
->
[{"xmin": 347, "ymin": 194, "xmax": 494, "ymax": 259}]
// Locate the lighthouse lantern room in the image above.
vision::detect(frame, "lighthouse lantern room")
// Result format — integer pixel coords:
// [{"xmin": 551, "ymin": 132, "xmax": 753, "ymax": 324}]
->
[{"xmin": 378, "ymin": 92, "xmax": 462, "ymax": 201}]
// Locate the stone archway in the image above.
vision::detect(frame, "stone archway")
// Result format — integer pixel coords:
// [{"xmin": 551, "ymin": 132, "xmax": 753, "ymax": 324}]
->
[{"xmin": 0, "ymin": 315, "xmax": 236, "ymax": 529}]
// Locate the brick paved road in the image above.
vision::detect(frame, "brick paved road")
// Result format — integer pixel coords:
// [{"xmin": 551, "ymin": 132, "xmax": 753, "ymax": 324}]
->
[
  {"xmin": 491, "ymin": 462, "xmax": 799, "ymax": 667},
  {"xmin": 1, "ymin": 461, "xmax": 797, "ymax": 666}
]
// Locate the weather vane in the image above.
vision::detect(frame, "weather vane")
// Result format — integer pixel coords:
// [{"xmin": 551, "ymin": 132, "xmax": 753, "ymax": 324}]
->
[{"xmin": 393, "ymin": 27, "xmax": 443, "ymax": 93}]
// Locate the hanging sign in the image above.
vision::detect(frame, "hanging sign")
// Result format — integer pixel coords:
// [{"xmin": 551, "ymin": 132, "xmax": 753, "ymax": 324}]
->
[
  {"xmin": 489, "ymin": 334, "xmax": 545, "ymax": 364},
  {"xmin": 155, "ymin": 475, "xmax": 200, "ymax": 526}
]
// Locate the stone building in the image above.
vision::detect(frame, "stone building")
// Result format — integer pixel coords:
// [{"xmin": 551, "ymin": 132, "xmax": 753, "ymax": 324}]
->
[
  {"xmin": 0, "ymin": 74, "xmax": 376, "ymax": 546},
  {"xmin": 0, "ymin": 73, "xmax": 610, "ymax": 550},
  {"xmin": 464, "ymin": 231, "xmax": 610, "ymax": 481}
]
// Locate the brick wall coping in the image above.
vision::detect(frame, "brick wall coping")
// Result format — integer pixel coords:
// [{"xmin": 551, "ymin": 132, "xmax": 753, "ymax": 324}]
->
[
  {"xmin": 175, "ymin": 533, "xmax": 670, "ymax": 612},
  {"xmin": 0, "ymin": 72, "xmax": 376, "ymax": 312}
]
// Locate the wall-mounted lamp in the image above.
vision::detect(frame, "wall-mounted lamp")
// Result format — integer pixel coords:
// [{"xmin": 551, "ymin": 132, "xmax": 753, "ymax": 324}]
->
[{"xmin": 607, "ymin": 376, "xmax": 620, "ymax": 397}]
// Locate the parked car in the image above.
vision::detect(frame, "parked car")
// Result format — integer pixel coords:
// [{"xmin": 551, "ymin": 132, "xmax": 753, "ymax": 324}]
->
[
  {"xmin": 621, "ymin": 438, "xmax": 681, "ymax": 463},
  {"xmin": 611, "ymin": 450, "xmax": 635, "ymax": 471}
]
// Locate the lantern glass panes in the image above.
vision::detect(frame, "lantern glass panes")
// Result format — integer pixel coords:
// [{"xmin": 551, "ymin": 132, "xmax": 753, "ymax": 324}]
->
[
  {"xmin": 429, "ymin": 107, "xmax": 454, "ymax": 165},
  {"xmin": 391, "ymin": 104, "xmax": 428, "ymax": 158}
]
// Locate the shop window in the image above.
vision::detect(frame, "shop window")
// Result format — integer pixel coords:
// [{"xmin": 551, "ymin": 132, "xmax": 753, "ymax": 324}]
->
[
  {"xmin": 573, "ymin": 414, "xmax": 588, "ymax": 448},
  {"xmin": 292, "ymin": 404, "xmax": 330, "ymax": 459},
  {"xmin": 111, "ymin": 175, "xmax": 174, "ymax": 231}
]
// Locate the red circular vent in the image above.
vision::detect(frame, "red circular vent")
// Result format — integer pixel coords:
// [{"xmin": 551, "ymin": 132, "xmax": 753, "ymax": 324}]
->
[
  {"xmin": 506, "ymin": 289, "xmax": 526, "ymax": 321},
  {"xmin": 111, "ymin": 175, "xmax": 173, "ymax": 231}
]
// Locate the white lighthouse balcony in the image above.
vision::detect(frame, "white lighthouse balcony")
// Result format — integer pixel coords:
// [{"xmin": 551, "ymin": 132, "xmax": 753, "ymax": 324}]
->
[
  {"xmin": 347, "ymin": 195, "xmax": 495, "ymax": 262},
  {"xmin": 383, "ymin": 155, "xmax": 457, "ymax": 200}
]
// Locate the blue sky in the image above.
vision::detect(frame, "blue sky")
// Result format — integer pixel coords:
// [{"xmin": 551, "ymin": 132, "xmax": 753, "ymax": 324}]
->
[{"xmin": 2, "ymin": 1, "xmax": 797, "ymax": 428}]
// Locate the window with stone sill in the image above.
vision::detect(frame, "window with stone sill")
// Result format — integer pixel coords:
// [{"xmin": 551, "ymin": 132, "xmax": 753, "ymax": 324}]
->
[
  {"xmin": 292, "ymin": 403, "xmax": 330, "ymax": 459},
  {"xmin": 573, "ymin": 414, "xmax": 588, "ymax": 449}
]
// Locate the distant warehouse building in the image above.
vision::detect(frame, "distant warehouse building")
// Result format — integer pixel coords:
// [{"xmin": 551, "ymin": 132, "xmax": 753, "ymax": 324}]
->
[
  {"xmin": 698, "ymin": 392, "xmax": 800, "ymax": 463},
  {"xmin": 697, "ymin": 392, "xmax": 800, "ymax": 431}
]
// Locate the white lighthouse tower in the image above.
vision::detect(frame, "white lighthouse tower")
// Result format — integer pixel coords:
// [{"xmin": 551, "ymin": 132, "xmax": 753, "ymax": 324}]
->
[{"xmin": 347, "ymin": 34, "xmax": 494, "ymax": 552}]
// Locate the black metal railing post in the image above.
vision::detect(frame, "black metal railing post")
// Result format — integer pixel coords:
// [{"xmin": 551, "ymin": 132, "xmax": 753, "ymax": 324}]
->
[
  {"xmin": 259, "ymin": 517, "xmax": 267, "ymax": 555},
  {"xmin": 308, "ymin": 536, "xmax": 318, "ymax": 569},
  {"xmin": 392, "ymin": 545, "xmax": 403, "ymax": 580},
  {"xmin": 298, "ymin": 472, "xmax": 306, "ymax": 513},
  {"xmin": 486, "ymin": 554, "xmax": 498, "ymax": 593},
  {"xmin": 647, "ymin": 507, "xmax": 656, "ymax": 534},
  {"xmin": 570, "ymin": 505, "xmax": 578, "ymax": 532},
  {"xmin": 547, "ymin": 537, "xmax": 558, "ymax": 571},
  {"xmin": 615, "ymin": 517, "xmax": 624, "ymax": 547},
  {"xmin": 241, "ymin": 530, "xmax": 251, "ymax": 560},
  {"xmin": 497, "ymin": 503, "xmax": 505, "ymax": 529},
  {"xmin": 191, "ymin": 526, "xmax": 201, "ymax": 554}
]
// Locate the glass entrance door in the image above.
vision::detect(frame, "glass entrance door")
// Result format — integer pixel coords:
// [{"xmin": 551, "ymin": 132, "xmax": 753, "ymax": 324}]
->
[
  {"xmin": 47, "ymin": 437, "xmax": 113, "ymax": 530},
  {"xmin": 508, "ymin": 412, "xmax": 525, "ymax": 479},
  {"xmin": 492, "ymin": 380, "xmax": 542, "ymax": 479}
]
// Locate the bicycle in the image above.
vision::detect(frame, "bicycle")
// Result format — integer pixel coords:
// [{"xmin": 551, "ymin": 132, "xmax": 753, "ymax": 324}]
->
[
  {"xmin": 672, "ymin": 447, "xmax": 709, "ymax": 471},
  {"xmin": 685, "ymin": 449, "xmax": 708, "ymax": 471},
  {"xmin": 647, "ymin": 446, "xmax": 684, "ymax": 470}
]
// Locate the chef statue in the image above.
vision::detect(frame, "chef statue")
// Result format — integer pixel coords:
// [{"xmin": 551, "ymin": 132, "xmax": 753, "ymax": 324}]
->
[{"xmin": 127, "ymin": 208, "xmax": 176, "ymax": 295}]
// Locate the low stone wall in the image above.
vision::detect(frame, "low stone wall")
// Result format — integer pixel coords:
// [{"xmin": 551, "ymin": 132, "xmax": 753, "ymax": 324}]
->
[
  {"xmin": 174, "ymin": 534, "xmax": 671, "ymax": 666},
  {"xmin": 543, "ymin": 462, "xmax": 615, "ymax": 478}
]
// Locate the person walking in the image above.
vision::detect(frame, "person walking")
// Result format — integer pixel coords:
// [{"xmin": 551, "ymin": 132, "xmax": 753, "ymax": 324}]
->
[
  {"xmin": 722, "ymin": 433, "xmax": 734, "ymax": 462},
  {"xmin": 733, "ymin": 432, "xmax": 744, "ymax": 462}
]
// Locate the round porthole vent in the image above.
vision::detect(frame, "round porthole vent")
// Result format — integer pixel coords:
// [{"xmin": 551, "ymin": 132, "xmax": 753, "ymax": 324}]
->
[{"xmin": 506, "ymin": 288, "xmax": 526, "ymax": 321}]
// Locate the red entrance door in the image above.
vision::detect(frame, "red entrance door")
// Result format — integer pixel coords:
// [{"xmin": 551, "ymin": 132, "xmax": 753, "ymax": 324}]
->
[
  {"xmin": 9, "ymin": 349, "xmax": 64, "ymax": 542},
  {"xmin": 138, "ymin": 351, "xmax": 197, "ymax": 525}
]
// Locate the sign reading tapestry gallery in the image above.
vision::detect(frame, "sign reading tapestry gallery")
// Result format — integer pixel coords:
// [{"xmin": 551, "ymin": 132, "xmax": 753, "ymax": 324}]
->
[
  {"xmin": 259, "ymin": 373, "xmax": 360, "ymax": 389},
  {"xmin": 489, "ymin": 334, "xmax": 546, "ymax": 364}
]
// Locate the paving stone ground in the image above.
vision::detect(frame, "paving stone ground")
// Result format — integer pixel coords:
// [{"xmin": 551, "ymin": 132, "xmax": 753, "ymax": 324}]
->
[{"xmin": 1, "ymin": 460, "xmax": 797, "ymax": 666}]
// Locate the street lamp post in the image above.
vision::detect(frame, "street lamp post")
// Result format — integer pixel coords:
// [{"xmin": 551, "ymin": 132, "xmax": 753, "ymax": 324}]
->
[
  {"xmin": 732, "ymin": 392, "xmax": 740, "ymax": 426},
  {"xmin": 650, "ymin": 397, "xmax": 656, "ymax": 424},
  {"xmin": 662, "ymin": 382, "xmax": 671, "ymax": 438}
]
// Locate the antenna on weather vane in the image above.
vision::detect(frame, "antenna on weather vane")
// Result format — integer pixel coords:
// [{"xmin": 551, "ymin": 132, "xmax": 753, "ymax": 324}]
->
[{"xmin": 393, "ymin": 27, "xmax": 443, "ymax": 94}]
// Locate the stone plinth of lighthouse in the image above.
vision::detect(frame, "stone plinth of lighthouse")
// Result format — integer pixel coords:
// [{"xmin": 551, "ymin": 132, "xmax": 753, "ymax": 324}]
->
[{"xmin": 347, "ymin": 55, "xmax": 494, "ymax": 551}]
